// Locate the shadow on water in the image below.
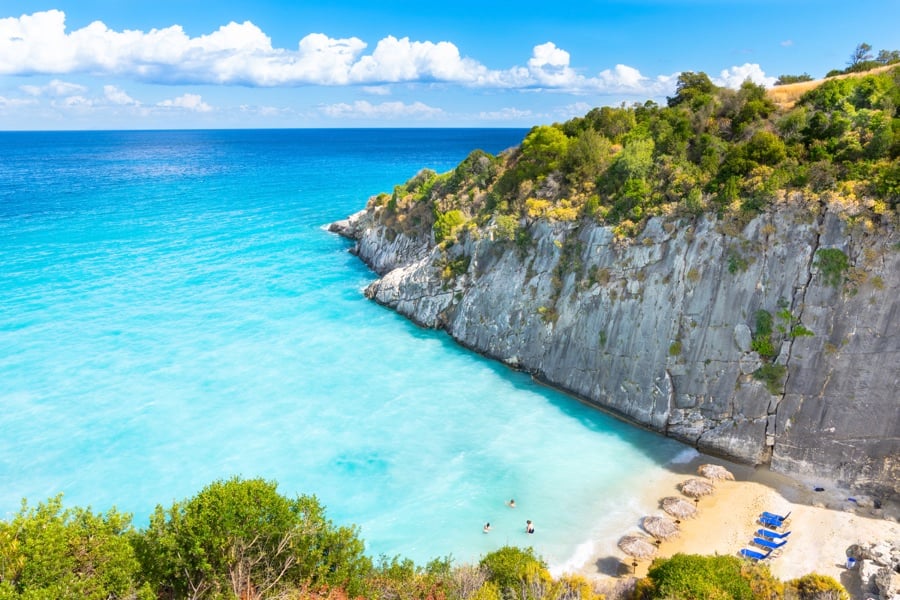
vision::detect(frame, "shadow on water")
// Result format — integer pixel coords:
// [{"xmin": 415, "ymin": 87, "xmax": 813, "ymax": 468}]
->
[{"xmin": 350, "ymin": 287, "xmax": 695, "ymax": 466}]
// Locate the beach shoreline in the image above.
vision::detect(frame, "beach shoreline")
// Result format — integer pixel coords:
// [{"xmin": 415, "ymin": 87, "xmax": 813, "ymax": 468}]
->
[{"xmin": 571, "ymin": 454, "xmax": 900, "ymax": 599}]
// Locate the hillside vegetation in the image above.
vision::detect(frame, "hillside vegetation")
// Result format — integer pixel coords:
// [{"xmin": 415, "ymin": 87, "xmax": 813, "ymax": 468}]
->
[{"xmin": 370, "ymin": 66, "xmax": 899, "ymax": 247}]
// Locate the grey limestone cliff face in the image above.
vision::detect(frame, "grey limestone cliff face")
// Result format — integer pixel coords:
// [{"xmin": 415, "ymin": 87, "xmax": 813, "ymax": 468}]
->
[{"xmin": 334, "ymin": 202, "xmax": 900, "ymax": 500}]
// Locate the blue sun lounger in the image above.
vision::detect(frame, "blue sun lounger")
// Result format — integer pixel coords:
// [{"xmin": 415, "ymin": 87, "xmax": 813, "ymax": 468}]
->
[
  {"xmin": 753, "ymin": 536, "xmax": 788, "ymax": 550},
  {"xmin": 761, "ymin": 511, "xmax": 791, "ymax": 522},
  {"xmin": 757, "ymin": 528, "xmax": 791, "ymax": 540},
  {"xmin": 759, "ymin": 515, "xmax": 786, "ymax": 529},
  {"xmin": 740, "ymin": 548, "xmax": 772, "ymax": 561}
]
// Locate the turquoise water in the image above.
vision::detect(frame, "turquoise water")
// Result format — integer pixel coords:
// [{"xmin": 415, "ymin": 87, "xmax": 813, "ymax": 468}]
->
[{"xmin": 0, "ymin": 129, "xmax": 693, "ymax": 571}]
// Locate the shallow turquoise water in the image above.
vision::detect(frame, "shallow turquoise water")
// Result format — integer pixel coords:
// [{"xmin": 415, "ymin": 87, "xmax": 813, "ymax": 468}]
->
[{"xmin": 0, "ymin": 129, "xmax": 693, "ymax": 570}]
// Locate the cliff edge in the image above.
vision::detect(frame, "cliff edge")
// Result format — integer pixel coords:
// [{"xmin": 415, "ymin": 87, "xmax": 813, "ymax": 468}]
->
[
  {"xmin": 333, "ymin": 198, "xmax": 899, "ymax": 501},
  {"xmin": 330, "ymin": 68, "xmax": 900, "ymax": 500}
]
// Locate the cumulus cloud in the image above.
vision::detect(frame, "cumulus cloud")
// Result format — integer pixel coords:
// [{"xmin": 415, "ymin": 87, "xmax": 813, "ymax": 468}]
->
[
  {"xmin": 0, "ymin": 10, "xmax": 772, "ymax": 98},
  {"xmin": 713, "ymin": 63, "xmax": 777, "ymax": 88},
  {"xmin": 320, "ymin": 100, "xmax": 444, "ymax": 119},
  {"xmin": 157, "ymin": 93, "xmax": 212, "ymax": 112},
  {"xmin": 527, "ymin": 42, "xmax": 578, "ymax": 87},
  {"xmin": 104, "ymin": 85, "xmax": 139, "ymax": 105}
]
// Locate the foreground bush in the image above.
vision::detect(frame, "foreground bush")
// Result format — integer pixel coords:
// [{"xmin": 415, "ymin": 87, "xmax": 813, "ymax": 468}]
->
[
  {"xmin": 638, "ymin": 553, "xmax": 782, "ymax": 599},
  {"xmin": 0, "ymin": 481, "xmax": 853, "ymax": 600},
  {"xmin": 785, "ymin": 574, "xmax": 849, "ymax": 600},
  {"xmin": 135, "ymin": 477, "xmax": 371, "ymax": 599},
  {"xmin": 0, "ymin": 495, "xmax": 152, "ymax": 600}
]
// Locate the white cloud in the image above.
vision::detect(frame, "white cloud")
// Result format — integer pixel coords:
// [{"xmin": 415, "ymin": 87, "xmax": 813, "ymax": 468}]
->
[
  {"xmin": 713, "ymin": 63, "xmax": 777, "ymax": 89},
  {"xmin": 527, "ymin": 42, "xmax": 578, "ymax": 87},
  {"xmin": 348, "ymin": 36, "xmax": 486, "ymax": 84},
  {"xmin": 0, "ymin": 95, "xmax": 36, "ymax": 108},
  {"xmin": 0, "ymin": 10, "xmax": 772, "ymax": 99},
  {"xmin": 320, "ymin": 100, "xmax": 444, "ymax": 119},
  {"xmin": 157, "ymin": 93, "xmax": 212, "ymax": 112},
  {"xmin": 20, "ymin": 78, "xmax": 86, "ymax": 97},
  {"xmin": 781, "ymin": 40, "xmax": 794, "ymax": 47},
  {"xmin": 477, "ymin": 107, "xmax": 535, "ymax": 121},
  {"xmin": 362, "ymin": 86, "xmax": 391, "ymax": 96},
  {"xmin": 240, "ymin": 104, "xmax": 289, "ymax": 117},
  {"xmin": 59, "ymin": 95, "xmax": 92, "ymax": 107},
  {"xmin": 104, "ymin": 85, "xmax": 139, "ymax": 105},
  {"xmin": 556, "ymin": 102, "xmax": 594, "ymax": 119}
]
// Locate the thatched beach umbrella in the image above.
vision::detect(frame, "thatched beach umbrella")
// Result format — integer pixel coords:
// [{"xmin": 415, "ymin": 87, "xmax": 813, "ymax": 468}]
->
[
  {"xmin": 642, "ymin": 515, "xmax": 680, "ymax": 540},
  {"xmin": 618, "ymin": 534, "xmax": 658, "ymax": 573},
  {"xmin": 680, "ymin": 478, "xmax": 715, "ymax": 499},
  {"xmin": 661, "ymin": 496, "xmax": 698, "ymax": 521},
  {"xmin": 698, "ymin": 464, "xmax": 735, "ymax": 481}
]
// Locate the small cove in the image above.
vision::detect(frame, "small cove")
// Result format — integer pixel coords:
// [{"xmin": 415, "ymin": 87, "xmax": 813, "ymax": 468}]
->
[{"xmin": 0, "ymin": 129, "xmax": 696, "ymax": 570}]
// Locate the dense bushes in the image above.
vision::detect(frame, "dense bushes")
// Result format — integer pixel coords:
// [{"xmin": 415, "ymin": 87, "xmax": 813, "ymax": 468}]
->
[
  {"xmin": 0, "ymin": 495, "xmax": 152, "ymax": 600},
  {"xmin": 635, "ymin": 553, "xmax": 791, "ymax": 599},
  {"xmin": 0, "ymin": 481, "xmax": 853, "ymax": 599},
  {"xmin": 785, "ymin": 573, "xmax": 849, "ymax": 599},
  {"xmin": 375, "ymin": 63, "xmax": 899, "ymax": 246},
  {"xmin": 137, "ymin": 477, "xmax": 371, "ymax": 599}
]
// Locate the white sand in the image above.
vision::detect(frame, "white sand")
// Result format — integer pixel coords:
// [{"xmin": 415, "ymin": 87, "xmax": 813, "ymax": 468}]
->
[{"xmin": 576, "ymin": 457, "xmax": 900, "ymax": 599}]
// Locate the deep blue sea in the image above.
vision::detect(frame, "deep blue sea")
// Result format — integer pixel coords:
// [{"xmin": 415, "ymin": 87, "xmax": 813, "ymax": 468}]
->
[{"xmin": 0, "ymin": 129, "xmax": 694, "ymax": 572}]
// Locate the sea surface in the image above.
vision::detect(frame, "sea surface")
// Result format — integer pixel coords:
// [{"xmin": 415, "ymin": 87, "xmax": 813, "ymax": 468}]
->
[{"xmin": 0, "ymin": 129, "xmax": 695, "ymax": 571}]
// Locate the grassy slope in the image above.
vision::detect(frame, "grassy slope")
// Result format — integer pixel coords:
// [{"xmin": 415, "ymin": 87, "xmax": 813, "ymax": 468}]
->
[{"xmin": 768, "ymin": 64, "xmax": 897, "ymax": 109}]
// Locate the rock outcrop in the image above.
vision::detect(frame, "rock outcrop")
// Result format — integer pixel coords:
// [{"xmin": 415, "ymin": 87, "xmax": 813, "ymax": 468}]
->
[
  {"xmin": 849, "ymin": 540, "xmax": 900, "ymax": 599},
  {"xmin": 332, "ymin": 200, "xmax": 900, "ymax": 500}
]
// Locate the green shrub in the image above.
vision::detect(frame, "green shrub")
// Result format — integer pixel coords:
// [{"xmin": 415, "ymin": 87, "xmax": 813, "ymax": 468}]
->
[
  {"xmin": 754, "ymin": 363, "xmax": 788, "ymax": 394},
  {"xmin": 751, "ymin": 335, "xmax": 776, "ymax": 358},
  {"xmin": 494, "ymin": 214, "xmax": 519, "ymax": 242},
  {"xmin": 814, "ymin": 248, "xmax": 850, "ymax": 288},
  {"xmin": 790, "ymin": 325, "xmax": 814, "ymax": 338},
  {"xmin": 669, "ymin": 341, "xmax": 683, "ymax": 356},
  {"xmin": 441, "ymin": 255, "xmax": 471, "ymax": 280},
  {"xmin": 0, "ymin": 496, "xmax": 150, "ymax": 600},
  {"xmin": 727, "ymin": 250, "xmax": 749, "ymax": 274},
  {"xmin": 786, "ymin": 573, "xmax": 849, "ymax": 599},
  {"xmin": 479, "ymin": 546, "xmax": 548, "ymax": 591},
  {"xmin": 646, "ymin": 553, "xmax": 755, "ymax": 599},
  {"xmin": 433, "ymin": 209, "xmax": 466, "ymax": 243},
  {"xmin": 754, "ymin": 309, "xmax": 773, "ymax": 337},
  {"xmin": 137, "ymin": 477, "xmax": 371, "ymax": 599},
  {"xmin": 751, "ymin": 310, "xmax": 778, "ymax": 359}
]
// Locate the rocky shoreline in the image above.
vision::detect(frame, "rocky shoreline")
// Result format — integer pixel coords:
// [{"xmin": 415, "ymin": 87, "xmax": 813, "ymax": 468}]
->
[{"xmin": 330, "ymin": 199, "xmax": 899, "ymax": 501}]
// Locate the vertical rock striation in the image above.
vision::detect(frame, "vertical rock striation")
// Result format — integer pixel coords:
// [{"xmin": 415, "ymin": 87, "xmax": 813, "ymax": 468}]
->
[{"xmin": 331, "ymin": 202, "xmax": 900, "ymax": 500}]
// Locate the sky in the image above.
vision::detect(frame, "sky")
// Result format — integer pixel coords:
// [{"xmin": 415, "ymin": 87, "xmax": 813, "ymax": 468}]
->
[{"xmin": 0, "ymin": 0, "xmax": 897, "ymax": 129}]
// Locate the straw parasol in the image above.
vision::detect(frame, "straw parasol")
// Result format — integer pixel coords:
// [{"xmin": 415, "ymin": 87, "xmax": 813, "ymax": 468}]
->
[
  {"xmin": 618, "ymin": 534, "xmax": 658, "ymax": 573},
  {"xmin": 680, "ymin": 478, "xmax": 715, "ymax": 499},
  {"xmin": 642, "ymin": 515, "xmax": 680, "ymax": 541},
  {"xmin": 661, "ymin": 496, "xmax": 698, "ymax": 521},
  {"xmin": 698, "ymin": 464, "xmax": 735, "ymax": 481}
]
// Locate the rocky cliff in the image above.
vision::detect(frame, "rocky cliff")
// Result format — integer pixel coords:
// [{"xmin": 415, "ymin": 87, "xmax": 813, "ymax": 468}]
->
[{"xmin": 332, "ymin": 198, "xmax": 900, "ymax": 500}]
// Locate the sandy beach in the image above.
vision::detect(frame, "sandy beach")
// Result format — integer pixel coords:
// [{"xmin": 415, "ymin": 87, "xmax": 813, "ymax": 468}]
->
[{"xmin": 579, "ymin": 456, "xmax": 900, "ymax": 599}]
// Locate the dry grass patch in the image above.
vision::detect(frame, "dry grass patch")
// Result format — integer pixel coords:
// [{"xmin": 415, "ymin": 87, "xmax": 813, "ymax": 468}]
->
[{"xmin": 767, "ymin": 64, "xmax": 897, "ymax": 109}]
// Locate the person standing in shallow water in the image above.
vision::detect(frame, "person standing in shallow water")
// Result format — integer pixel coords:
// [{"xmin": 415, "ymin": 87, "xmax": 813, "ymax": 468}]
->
[
  {"xmin": 507, "ymin": 499, "xmax": 516, "ymax": 508},
  {"xmin": 483, "ymin": 522, "xmax": 491, "ymax": 533},
  {"xmin": 526, "ymin": 520, "xmax": 534, "ymax": 534}
]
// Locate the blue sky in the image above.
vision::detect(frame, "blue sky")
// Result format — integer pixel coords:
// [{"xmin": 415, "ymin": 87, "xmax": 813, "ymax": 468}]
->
[{"xmin": 1, "ymin": 1, "xmax": 897, "ymax": 129}]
